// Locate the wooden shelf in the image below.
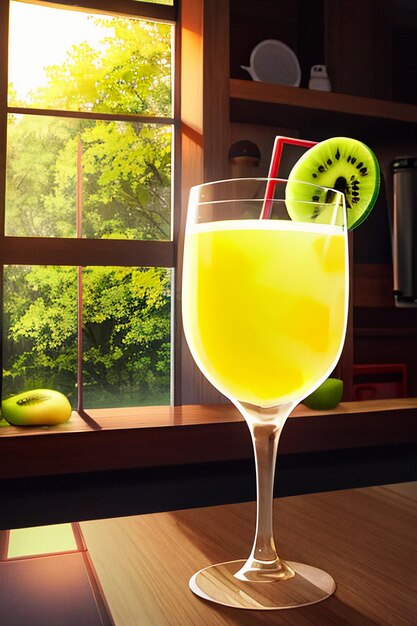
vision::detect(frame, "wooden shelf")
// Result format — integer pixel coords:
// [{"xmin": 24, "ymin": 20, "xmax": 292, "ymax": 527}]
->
[
  {"xmin": 1, "ymin": 399, "xmax": 417, "ymax": 479},
  {"xmin": 230, "ymin": 79, "xmax": 417, "ymax": 134}
]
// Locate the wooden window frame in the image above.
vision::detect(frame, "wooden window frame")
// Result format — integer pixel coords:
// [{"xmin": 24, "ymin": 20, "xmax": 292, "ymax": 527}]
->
[{"xmin": 0, "ymin": 0, "xmax": 180, "ymax": 412}]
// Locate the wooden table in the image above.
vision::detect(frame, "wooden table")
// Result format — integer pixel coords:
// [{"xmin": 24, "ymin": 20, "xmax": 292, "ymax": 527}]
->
[
  {"xmin": 1, "ymin": 483, "xmax": 416, "ymax": 625},
  {"xmin": 79, "ymin": 482, "xmax": 417, "ymax": 625}
]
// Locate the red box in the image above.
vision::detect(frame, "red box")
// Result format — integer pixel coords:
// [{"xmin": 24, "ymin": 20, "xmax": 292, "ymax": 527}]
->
[{"xmin": 353, "ymin": 363, "xmax": 407, "ymax": 401}]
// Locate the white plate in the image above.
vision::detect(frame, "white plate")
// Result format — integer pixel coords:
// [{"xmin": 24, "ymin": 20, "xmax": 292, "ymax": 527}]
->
[{"xmin": 241, "ymin": 39, "xmax": 301, "ymax": 87}]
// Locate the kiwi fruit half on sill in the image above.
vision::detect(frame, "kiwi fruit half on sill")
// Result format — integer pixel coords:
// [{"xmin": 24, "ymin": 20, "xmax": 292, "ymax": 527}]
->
[
  {"xmin": 1, "ymin": 388, "xmax": 72, "ymax": 426},
  {"xmin": 285, "ymin": 137, "xmax": 380, "ymax": 230}
]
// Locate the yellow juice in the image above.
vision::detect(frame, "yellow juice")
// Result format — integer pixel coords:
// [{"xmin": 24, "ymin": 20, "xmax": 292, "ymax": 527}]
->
[{"xmin": 182, "ymin": 220, "xmax": 347, "ymax": 406}]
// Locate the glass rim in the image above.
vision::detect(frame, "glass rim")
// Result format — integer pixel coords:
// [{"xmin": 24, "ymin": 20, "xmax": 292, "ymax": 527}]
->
[
  {"xmin": 187, "ymin": 176, "xmax": 347, "ymax": 228},
  {"xmin": 190, "ymin": 177, "xmax": 345, "ymax": 200}
]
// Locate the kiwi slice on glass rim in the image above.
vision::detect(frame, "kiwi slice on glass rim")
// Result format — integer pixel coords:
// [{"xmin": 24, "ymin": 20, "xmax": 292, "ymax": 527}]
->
[{"xmin": 285, "ymin": 137, "xmax": 380, "ymax": 230}]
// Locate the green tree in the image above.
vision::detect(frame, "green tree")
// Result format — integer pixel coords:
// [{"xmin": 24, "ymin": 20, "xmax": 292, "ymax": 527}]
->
[
  {"xmin": 3, "ymin": 266, "xmax": 78, "ymax": 402},
  {"xmin": 82, "ymin": 266, "xmax": 171, "ymax": 406},
  {"xmin": 4, "ymin": 12, "xmax": 173, "ymax": 407}
]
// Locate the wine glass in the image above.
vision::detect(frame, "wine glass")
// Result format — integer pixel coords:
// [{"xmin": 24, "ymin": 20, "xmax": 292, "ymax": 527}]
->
[{"xmin": 182, "ymin": 178, "xmax": 348, "ymax": 610}]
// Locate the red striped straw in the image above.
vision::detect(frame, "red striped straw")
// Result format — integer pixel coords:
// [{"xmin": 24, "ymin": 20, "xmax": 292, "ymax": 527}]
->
[{"xmin": 260, "ymin": 135, "xmax": 317, "ymax": 219}]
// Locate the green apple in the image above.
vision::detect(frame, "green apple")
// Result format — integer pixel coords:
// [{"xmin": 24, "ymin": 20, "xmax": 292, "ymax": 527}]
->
[
  {"xmin": 302, "ymin": 378, "xmax": 343, "ymax": 410},
  {"xmin": 1, "ymin": 389, "xmax": 72, "ymax": 426}
]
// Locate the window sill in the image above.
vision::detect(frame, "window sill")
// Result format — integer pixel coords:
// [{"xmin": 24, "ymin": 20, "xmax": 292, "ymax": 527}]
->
[{"xmin": 1, "ymin": 399, "xmax": 417, "ymax": 479}]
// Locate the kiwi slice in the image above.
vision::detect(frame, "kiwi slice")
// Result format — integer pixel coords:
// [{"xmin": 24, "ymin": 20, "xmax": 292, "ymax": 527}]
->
[{"xmin": 286, "ymin": 137, "xmax": 380, "ymax": 230}]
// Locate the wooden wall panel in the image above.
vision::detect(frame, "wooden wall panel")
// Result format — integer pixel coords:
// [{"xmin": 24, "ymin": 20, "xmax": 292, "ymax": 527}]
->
[
  {"xmin": 177, "ymin": 0, "xmax": 231, "ymax": 405},
  {"xmin": 325, "ymin": 0, "xmax": 393, "ymax": 100}
]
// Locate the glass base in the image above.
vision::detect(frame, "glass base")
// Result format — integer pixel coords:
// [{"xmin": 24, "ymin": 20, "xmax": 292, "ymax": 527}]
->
[{"xmin": 189, "ymin": 559, "xmax": 335, "ymax": 610}]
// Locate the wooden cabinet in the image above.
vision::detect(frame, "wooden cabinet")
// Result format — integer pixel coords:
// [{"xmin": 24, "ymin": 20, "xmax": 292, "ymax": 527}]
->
[{"xmin": 231, "ymin": 0, "xmax": 417, "ymax": 106}]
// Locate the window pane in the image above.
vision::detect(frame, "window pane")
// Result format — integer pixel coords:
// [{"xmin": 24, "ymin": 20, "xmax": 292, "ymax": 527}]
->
[
  {"xmin": 8, "ymin": 2, "xmax": 173, "ymax": 117},
  {"xmin": 7, "ymin": 524, "xmax": 77, "ymax": 559},
  {"xmin": 6, "ymin": 114, "xmax": 172, "ymax": 240},
  {"xmin": 2, "ymin": 266, "xmax": 78, "ymax": 407},
  {"xmin": 2, "ymin": 265, "xmax": 172, "ymax": 410},
  {"xmin": 82, "ymin": 266, "xmax": 171, "ymax": 408}
]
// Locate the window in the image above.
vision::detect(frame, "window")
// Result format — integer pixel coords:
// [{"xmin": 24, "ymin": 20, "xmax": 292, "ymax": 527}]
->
[{"xmin": 1, "ymin": 0, "xmax": 178, "ymax": 412}]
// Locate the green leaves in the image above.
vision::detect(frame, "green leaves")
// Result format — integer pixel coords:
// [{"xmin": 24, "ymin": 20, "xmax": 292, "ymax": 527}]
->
[
  {"xmin": 4, "ymin": 11, "xmax": 174, "ymax": 407},
  {"xmin": 81, "ymin": 266, "xmax": 171, "ymax": 405},
  {"xmin": 3, "ymin": 266, "xmax": 78, "ymax": 398},
  {"xmin": 3, "ymin": 265, "xmax": 171, "ymax": 407}
]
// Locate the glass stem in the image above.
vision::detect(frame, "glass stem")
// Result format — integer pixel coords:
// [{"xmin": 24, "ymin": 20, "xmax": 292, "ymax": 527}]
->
[{"xmin": 235, "ymin": 402, "xmax": 295, "ymax": 582}]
